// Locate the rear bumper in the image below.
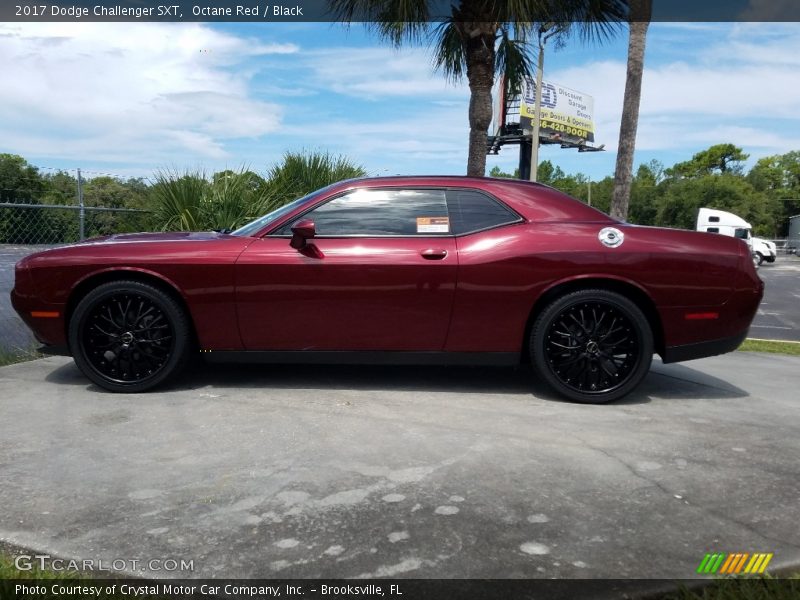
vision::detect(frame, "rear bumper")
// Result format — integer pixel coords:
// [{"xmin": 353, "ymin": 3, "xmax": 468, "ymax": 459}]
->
[{"xmin": 661, "ymin": 328, "xmax": 748, "ymax": 364}]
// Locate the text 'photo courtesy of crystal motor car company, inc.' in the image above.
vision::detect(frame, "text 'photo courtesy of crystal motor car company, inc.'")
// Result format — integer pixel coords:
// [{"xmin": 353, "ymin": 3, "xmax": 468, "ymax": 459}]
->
[{"xmin": 11, "ymin": 176, "xmax": 764, "ymax": 404}]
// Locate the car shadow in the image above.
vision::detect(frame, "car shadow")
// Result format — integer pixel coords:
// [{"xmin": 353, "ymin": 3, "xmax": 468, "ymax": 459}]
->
[{"xmin": 44, "ymin": 358, "xmax": 749, "ymax": 404}]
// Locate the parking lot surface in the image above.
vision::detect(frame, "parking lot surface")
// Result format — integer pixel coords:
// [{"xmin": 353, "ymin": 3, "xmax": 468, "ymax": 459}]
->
[
  {"xmin": 0, "ymin": 245, "xmax": 43, "ymax": 351},
  {"xmin": 751, "ymin": 255, "xmax": 800, "ymax": 341},
  {"xmin": 1, "ymin": 353, "xmax": 798, "ymax": 582}
]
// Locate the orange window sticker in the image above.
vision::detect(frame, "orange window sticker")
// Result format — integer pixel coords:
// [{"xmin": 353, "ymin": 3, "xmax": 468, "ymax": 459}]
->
[{"xmin": 416, "ymin": 216, "xmax": 450, "ymax": 233}]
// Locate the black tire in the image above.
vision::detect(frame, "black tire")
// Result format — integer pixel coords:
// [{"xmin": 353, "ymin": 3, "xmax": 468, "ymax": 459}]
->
[
  {"xmin": 530, "ymin": 289, "xmax": 654, "ymax": 404},
  {"xmin": 68, "ymin": 280, "xmax": 192, "ymax": 392},
  {"xmin": 756, "ymin": 252, "xmax": 765, "ymax": 266}
]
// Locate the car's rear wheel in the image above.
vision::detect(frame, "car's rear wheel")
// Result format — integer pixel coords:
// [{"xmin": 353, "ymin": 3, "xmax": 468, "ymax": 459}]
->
[
  {"xmin": 68, "ymin": 280, "xmax": 191, "ymax": 392},
  {"xmin": 531, "ymin": 289, "xmax": 653, "ymax": 404}
]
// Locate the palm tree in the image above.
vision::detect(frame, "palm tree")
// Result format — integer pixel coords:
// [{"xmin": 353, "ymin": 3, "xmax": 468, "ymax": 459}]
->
[
  {"xmin": 610, "ymin": 0, "xmax": 651, "ymax": 220},
  {"xmin": 330, "ymin": 0, "xmax": 627, "ymax": 177}
]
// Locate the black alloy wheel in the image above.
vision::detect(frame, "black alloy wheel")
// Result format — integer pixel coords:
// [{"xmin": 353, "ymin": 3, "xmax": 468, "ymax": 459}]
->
[
  {"xmin": 69, "ymin": 280, "xmax": 191, "ymax": 392},
  {"xmin": 531, "ymin": 289, "xmax": 653, "ymax": 403}
]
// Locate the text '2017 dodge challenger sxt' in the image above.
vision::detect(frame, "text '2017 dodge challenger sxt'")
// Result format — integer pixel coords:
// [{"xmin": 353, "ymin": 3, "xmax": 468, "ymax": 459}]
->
[{"xmin": 11, "ymin": 176, "xmax": 763, "ymax": 403}]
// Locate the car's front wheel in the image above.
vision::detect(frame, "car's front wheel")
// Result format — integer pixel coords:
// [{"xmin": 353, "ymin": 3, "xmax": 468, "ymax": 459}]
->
[
  {"xmin": 531, "ymin": 289, "xmax": 654, "ymax": 404},
  {"xmin": 68, "ymin": 280, "xmax": 191, "ymax": 392},
  {"xmin": 756, "ymin": 252, "xmax": 765, "ymax": 266}
]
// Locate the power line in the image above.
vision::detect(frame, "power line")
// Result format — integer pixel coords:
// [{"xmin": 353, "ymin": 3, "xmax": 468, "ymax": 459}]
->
[{"xmin": 28, "ymin": 164, "xmax": 154, "ymax": 182}]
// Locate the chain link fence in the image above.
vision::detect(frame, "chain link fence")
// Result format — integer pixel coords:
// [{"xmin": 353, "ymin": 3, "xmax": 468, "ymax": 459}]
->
[
  {"xmin": 0, "ymin": 203, "xmax": 151, "ymax": 359},
  {"xmin": 0, "ymin": 202, "xmax": 151, "ymax": 245}
]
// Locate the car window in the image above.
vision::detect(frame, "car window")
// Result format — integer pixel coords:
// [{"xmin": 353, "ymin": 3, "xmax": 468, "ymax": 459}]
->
[
  {"xmin": 706, "ymin": 227, "xmax": 719, "ymax": 233},
  {"xmin": 276, "ymin": 188, "xmax": 450, "ymax": 236},
  {"xmin": 446, "ymin": 189, "xmax": 521, "ymax": 235}
]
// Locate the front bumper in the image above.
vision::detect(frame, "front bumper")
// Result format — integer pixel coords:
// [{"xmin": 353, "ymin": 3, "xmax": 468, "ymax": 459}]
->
[{"xmin": 10, "ymin": 286, "xmax": 67, "ymax": 347}]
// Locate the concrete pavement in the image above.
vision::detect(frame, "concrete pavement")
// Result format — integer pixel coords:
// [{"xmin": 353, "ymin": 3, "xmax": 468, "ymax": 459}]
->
[{"xmin": 0, "ymin": 353, "xmax": 798, "ymax": 582}]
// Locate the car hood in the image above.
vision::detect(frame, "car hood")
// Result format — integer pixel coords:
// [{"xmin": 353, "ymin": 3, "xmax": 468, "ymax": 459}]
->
[
  {"xmin": 78, "ymin": 231, "xmax": 230, "ymax": 244},
  {"xmin": 16, "ymin": 231, "xmax": 245, "ymax": 266}
]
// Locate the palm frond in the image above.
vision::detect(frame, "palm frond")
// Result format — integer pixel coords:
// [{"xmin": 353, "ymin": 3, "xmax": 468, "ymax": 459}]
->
[
  {"xmin": 495, "ymin": 27, "xmax": 535, "ymax": 95},
  {"xmin": 432, "ymin": 20, "xmax": 466, "ymax": 82},
  {"xmin": 265, "ymin": 150, "xmax": 367, "ymax": 205},
  {"xmin": 492, "ymin": 0, "xmax": 561, "ymax": 23},
  {"xmin": 328, "ymin": 0, "xmax": 432, "ymax": 46},
  {"xmin": 151, "ymin": 169, "xmax": 208, "ymax": 232},
  {"xmin": 548, "ymin": 0, "xmax": 629, "ymax": 44},
  {"xmin": 202, "ymin": 170, "xmax": 261, "ymax": 232}
]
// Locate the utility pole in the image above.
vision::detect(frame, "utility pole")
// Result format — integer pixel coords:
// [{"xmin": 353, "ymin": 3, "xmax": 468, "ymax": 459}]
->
[
  {"xmin": 529, "ymin": 25, "xmax": 557, "ymax": 183},
  {"xmin": 77, "ymin": 168, "xmax": 85, "ymax": 240},
  {"xmin": 588, "ymin": 178, "xmax": 592, "ymax": 206},
  {"xmin": 529, "ymin": 37, "xmax": 546, "ymax": 183}
]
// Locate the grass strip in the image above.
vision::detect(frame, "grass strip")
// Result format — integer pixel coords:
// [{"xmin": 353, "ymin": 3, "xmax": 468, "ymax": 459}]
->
[{"xmin": 740, "ymin": 339, "xmax": 800, "ymax": 356}]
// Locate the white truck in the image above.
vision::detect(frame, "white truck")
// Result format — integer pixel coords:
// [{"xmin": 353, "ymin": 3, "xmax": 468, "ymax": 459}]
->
[{"xmin": 696, "ymin": 208, "xmax": 776, "ymax": 265}]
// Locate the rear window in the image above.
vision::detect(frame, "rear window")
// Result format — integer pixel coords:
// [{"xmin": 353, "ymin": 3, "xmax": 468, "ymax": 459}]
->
[{"xmin": 446, "ymin": 189, "xmax": 521, "ymax": 235}]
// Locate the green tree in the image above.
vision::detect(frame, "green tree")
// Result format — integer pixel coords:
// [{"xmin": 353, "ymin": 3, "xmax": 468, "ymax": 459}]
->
[
  {"xmin": 667, "ymin": 143, "xmax": 750, "ymax": 178},
  {"xmin": 537, "ymin": 160, "xmax": 565, "ymax": 185},
  {"xmin": 747, "ymin": 151, "xmax": 800, "ymax": 236},
  {"xmin": 581, "ymin": 175, "xmax": 614, "ymax": 214},
  {"xmin": 488, "ymin": 165, "xmax": 520, "ymax": 179},
  {"xmin": 0, "ymin": 154, "xmax": 55, "ymax": 243},
  {"xmin": 627, "ymin": 161, "xmax": 662, "ymax": 225},
  {"xmin": 41, "ymin": 171, "xmax": 77, "ymax": 205},
  {"xmin": 0, "ymin": 153, "xmax": 45, "ymax": 203},
  {"xmin": 655, "ymin": 174, "xmax": 771, "ymax": 233},
  {"xmin": 330, "ymin": 0, "xmax": 626, "ymax": 177},
  {"xmin": 81, "ymin": 176, "xmax": 151, "ymax": 236}
]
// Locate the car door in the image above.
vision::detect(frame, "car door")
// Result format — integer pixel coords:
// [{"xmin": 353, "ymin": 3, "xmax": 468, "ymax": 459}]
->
[{"xmin": 234, "ymin": 187, "xmax": 458, "ymax": 351}]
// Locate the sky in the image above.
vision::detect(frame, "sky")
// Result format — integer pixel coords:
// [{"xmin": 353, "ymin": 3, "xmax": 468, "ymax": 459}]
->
[{"xmin": 1, "ymin": 20, "xmax": 800, "ymax": 182}]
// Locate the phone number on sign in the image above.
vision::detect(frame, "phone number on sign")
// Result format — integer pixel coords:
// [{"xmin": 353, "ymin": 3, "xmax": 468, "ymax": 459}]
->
[{"xmin": 540, "ymin": 120, "xmax": 591, "ymax": 139}]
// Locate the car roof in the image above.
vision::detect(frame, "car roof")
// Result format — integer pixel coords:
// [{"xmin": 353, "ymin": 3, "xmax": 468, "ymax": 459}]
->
[{"xmin": 322, "ymin": 176, "xmax": 615, "ymax": 224}]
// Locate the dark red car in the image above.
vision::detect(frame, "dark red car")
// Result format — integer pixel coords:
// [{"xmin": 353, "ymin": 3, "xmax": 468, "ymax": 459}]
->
[{"xmin": 11, "ymin": 176, "xmax": 763, "ymax": 403}]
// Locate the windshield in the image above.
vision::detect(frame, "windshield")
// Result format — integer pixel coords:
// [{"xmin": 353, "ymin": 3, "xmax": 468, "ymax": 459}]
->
[{"xmin": 231, "ymin": 188, "xmax": 328, "ymax": 237}]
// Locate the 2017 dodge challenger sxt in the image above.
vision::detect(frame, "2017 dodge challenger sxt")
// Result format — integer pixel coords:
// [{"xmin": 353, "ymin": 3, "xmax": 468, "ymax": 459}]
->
[{"xmin": 11, "ymin": 176, "xmax": 763, "ymax": 403}]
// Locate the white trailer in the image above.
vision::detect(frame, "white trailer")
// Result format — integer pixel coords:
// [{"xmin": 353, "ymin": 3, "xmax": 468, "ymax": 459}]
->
[{"xmin": 789, "ymin": 215, "xmax": 800, "ymax": 253}]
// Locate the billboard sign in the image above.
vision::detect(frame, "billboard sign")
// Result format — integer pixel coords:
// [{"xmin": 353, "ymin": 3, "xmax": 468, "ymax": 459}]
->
[{"xmin": 519, "ymin": 78, "xmax": 595, "ymax": 143}]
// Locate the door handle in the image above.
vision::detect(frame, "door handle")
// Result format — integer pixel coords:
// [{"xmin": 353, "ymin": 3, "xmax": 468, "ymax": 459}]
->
[{"xmin": 420, "ymin": 248, "xmax": 448, "ymax": 260}]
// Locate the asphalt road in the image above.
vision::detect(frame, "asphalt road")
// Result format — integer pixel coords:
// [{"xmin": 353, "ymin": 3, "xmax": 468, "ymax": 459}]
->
[
  {"xmin": 750, "ymin": 255, "xmax": 800, "ymax": 341},
  {"xmin": 0, "ymin": 245, "xmax": 49, "ymax": 351},
  {"xmin": 1, "ymin": 353, "xmax": 799, "ymax": 587}
]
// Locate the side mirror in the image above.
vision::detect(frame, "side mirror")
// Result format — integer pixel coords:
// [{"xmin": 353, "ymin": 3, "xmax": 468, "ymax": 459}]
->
[{"xmin": 290, "ymin": 219, "xmax": 316, "ymax": 250}]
